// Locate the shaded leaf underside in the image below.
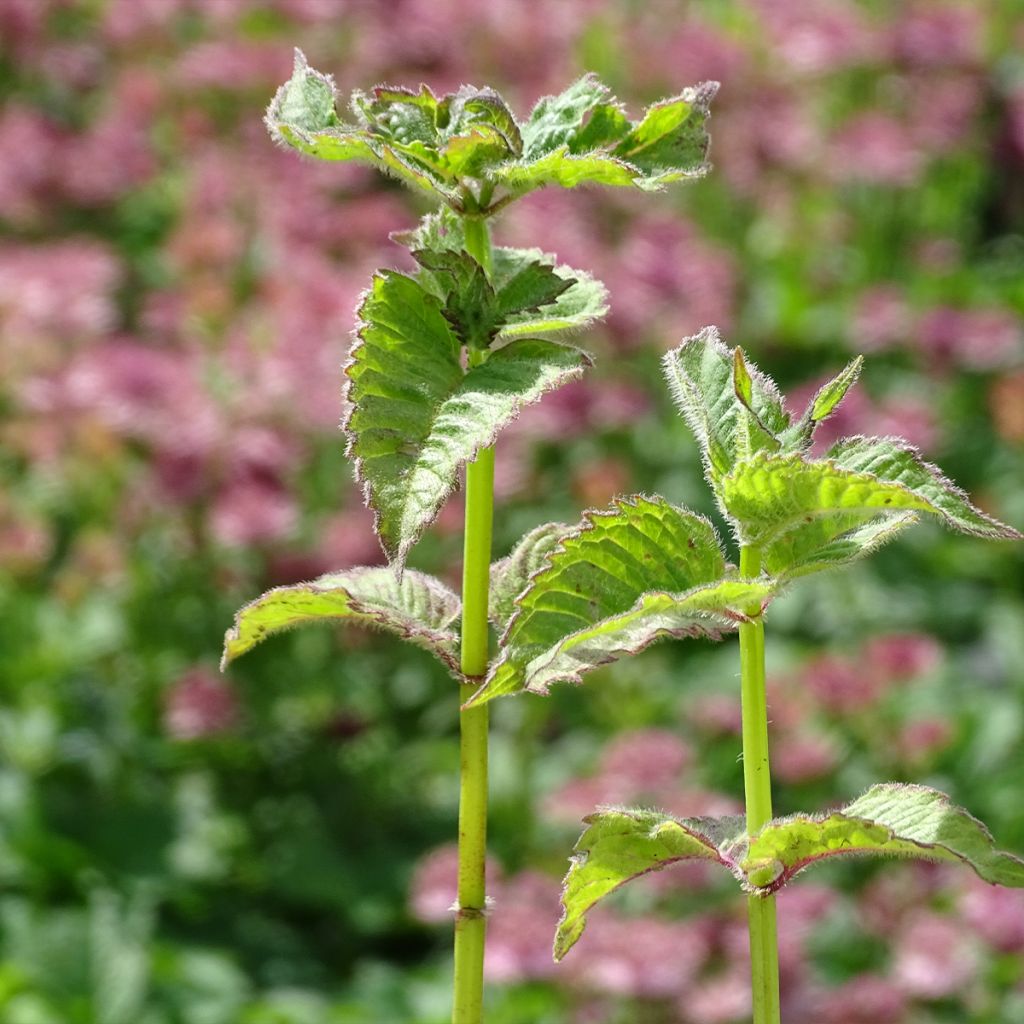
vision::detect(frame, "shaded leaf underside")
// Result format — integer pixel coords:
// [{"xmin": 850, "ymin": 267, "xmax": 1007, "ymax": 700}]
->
[
  {"xmin": 221, "ymin": 567, "xmax": 462, "ymax": 675},
  {"xmin": 556, "ymin": 784, "xmax": 1024, "ymax": 959}
]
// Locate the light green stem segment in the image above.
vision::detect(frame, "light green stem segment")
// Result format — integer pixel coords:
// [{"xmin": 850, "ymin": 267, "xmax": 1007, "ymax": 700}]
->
[
  {"xmin": 453, "ymin": 216, "xmax": 494, "ymax": 1024},
  {"xmin": 739, "ymin": 544, "xmax": 781, "ymax": 1024}
]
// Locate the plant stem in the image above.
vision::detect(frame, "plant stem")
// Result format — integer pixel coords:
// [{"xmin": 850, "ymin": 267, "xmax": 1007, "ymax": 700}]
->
[
  {"xmin": 452, "ymin": 218, "xmax": 494, "ymax": 1024},
  {"xmin": 738, "ymin": 544, "xmax": 781, "ymax": 1024}
]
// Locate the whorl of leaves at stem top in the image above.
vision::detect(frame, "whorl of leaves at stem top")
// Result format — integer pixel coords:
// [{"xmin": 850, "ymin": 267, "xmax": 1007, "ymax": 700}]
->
[{"xmin": 266, "ymin": 50, "xmax": 717, "ymax": 211}]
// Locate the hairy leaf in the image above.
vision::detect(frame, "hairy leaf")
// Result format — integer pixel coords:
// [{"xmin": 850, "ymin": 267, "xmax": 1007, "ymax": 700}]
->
[
  {"xmin": 489, "ymin": 522, "xmax": 572, "ymax": 630},
  {"xmin": 556, "ymin": 808, "xmax": 741, "ymax": 959},
  {"xmin": 783, "ymin": 357, "xmax": 864, "ymax": 450},
  {"xmin": 663, "ymin": 328, "xmax": 788, "ymax": 488},
  {"xmin": 467, "ymin": 496, "xmax": 765, "ymax": 706},
  {"xmin": 347, "ymin": 277, "xmax": 591, "ymax": 563},
  {"xmin": 222, "ymin": 568, "xmax": 462, "ymax": 675},
  {"xmin": 829, "ymin": 436, "xmax": 1021, "ymax": 539},
  {"xmin": 737, "ymin": 784, "xmax": 1024, "ymax": 893},
  {"xmin": 720, "ymin": 450, "xmax": 1019, "ymax": 554},
  {"xmin": 555, "ymin": 784, "xmax": 1024, "ymax": 958},
  {"xmin": 269, "ymin": 57, "xmax": 715, "ymax": 207}
]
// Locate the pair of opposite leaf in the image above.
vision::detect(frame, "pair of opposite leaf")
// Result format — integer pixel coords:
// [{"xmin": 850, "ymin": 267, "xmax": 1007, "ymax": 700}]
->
[
  {"xmin": 267, "ymin": 50, "xmax": 717, "ymax": 209},
  {"xmin": 223, "ymin": 329, "xmax": 1019, "ymax": 700}
]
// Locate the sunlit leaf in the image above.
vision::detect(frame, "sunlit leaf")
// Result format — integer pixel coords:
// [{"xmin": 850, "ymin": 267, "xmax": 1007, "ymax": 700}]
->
[
  {"xmin": 489, "ymin": 522, "xmax": 572, "ymax": 630},
  {"xmin": 466, "ymin": 496, "xmax": 769, "ymax": 705},
  {"xmin": 222, "ymin": 567, "xmax": 462, "ymax": 675},
  {"xmin": 347, "ymin": 270, "xmax": 591, "ymax": 563}
]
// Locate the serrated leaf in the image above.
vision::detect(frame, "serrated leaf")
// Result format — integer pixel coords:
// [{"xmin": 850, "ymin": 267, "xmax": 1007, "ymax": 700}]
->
[
  {"xmin": 737, "ymin": 783, "xmax": 1024, "ymax": 894},
  {"xmin": 347, "ymin": 277, "xmax": 591, "ymax": 563},
  {"xmin": 269, "ymin": 59, "xmax": 714, "ymax": 205},
  {"xmin": 412, "ymin": 248, "xmax": 499, "ymax": 351},
  {"xmin": 467, "ymin": 496, "xmax": 767, "ymax": 706},
  {"xmin": 489, "ymin": 522, "xmax": 572, "ymax": 630},
  {"xmin": 663, "ymin": 328, "xmax": 789, "ymax": 488},
  {"xmin": 556, "ymin": 808, "xmax": 741, "ymax": 960},
  {"xmin": 492, "ymin": 248, "xmax": 608, "ymax": 339},
  {"xmin": 611, "ymin": 85, "xmax": 718, "ymax": 181},
  {"xmin": 221, "ymin": 567, "xmax": 462, "ymax": 675},
  {"xmin": 720, "ymin": 449, "xmax": 1020, "ymax": 556},
  {"xmin": 520, "ymin": 75, "xmax": 615, "ymax": 159},
  {"xmin": 766, "ymin": 511, "xmax": 919, "ymax": 580},
  {"xmin": 829, "ymin": 436, "xmax": 1021, "ymax": 540}
]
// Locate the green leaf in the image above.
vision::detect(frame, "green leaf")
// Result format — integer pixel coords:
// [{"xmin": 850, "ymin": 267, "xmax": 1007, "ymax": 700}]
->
[
  {"xmin": 765, "ymin": 511, "xmax": 919, "ymax": 580},
  {"xmin": 271, "ymin": 50, "xmax": 338, "ymax": 133},
  {"xmin": 556, "ymin": 808, "xmax": 741, "ymax": 960},
  {"xmin": 610, "ymin": 85, "xmax": 718, "ymax": 184},
  {"xmin": 492, "ymin": 248, "xmax": 608, "ymax": 339},
  {"xmin": 737, "ymin": 783, "xmax": 1024, "ymax": 894},
  {"xmin": 782, "ymin": 356, "xmax": 864, "ymax": 449},
  {"xmin": 493, "ymin": 149, "xmax": 639, "ymax": 191},
  {"xmin": 347, "ymin": 274, "xmax": 591, "ymax": 563},
  {"xmin": 466, "ymin": 496, "xmax": 769, "ymax": 706},
  {"xmin": 720, "ymin": 448, "xmax": 1021, "ymax": 556},
  {"xmin": 555, "ymin": 784, "xmax": 1024, "ymax": 958},
  {"xmin": 489, "ymin": 522, "xmax": 572, "ymax": 630},
  {"xmin": 411, "ymin": 249, "xmax": 500, "ymax": 351},
  {"xmin": 221, "ymin": 567, "xmax": 462, "ymax": 675},
  {"xmin": 663, "ymin": 328, "xmax": 789, "ymax": 488},
  {"xmin": 829, "ymin": 436, "xmax": 1021, "ymax": 540},
  {"xmin": 520, "ymin": 75, "xmax": 616, "ymax": 159}
]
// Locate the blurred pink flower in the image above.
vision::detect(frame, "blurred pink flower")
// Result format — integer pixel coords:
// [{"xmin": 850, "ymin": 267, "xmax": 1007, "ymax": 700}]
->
[
  {"xmin": 210, "ymin": 477, "xmax": 298, "ymax": 547},
  {"xmin": 915, "ymin": 305, "xmax": 1022, "ymax": 369},
  {"xmin": 810, "ymin": 974, "xmax": 907, "ymax": 1024},
  {"xmin": 803, "ymin": 654, "xmax": 880, "ymax": 713},
  {"xmin": 851, "ymin": 287, "xmax": 913, "ymax": 352},
  {"xmin": 165, "ymin": 667, "xmax": 238, "ymax": 739},
  {"xmin": 865, "ymin": 633, "xmax": 942, "ymax": 681},
  {"xmin": 0, "ymin": 106, "xmax": 61, "ymax": 224},
  {"xmin": 891, "ymin": 5, "xmax": 983, "ymax": 68},
  {"xmin": 960, "ymin": 875, "xmax": 1024, "ymax": 953},
  {"xmin": 830, "ymin": 114, "xmax": 923, "ymax": 187},
  {"xmin": 896, "ymin": 717, "xmax": 954, "ymax": 762},
  {"xmin": 772, "ymin": 731, "xmax": 839, "ymax": 783},
  {"xmin": 690, "ymin": 693, "xmax": 743, "ymax": 735},
  {"xmin": 318, "ymin": 507, "xmax": 385, "ymax": 570},
  {"xmin": 485, "ymin": 871, "xmax": 562, "ymax": 983},
  {"xmin": 566, "ymin": 910, "xmax": 710, "ymax": 998},
  {"xmin": 893, "ymin": 910, "xmax": 979, "ymax": 998},
  {"xmin": 753, "ymin": 0, "xmax": 878, "ymax": 75},
  {"xmin": 175, "ymin": 41, "xmax": 286, "ymax": 93},
  {"xmin": 687, "ymin": 966, "xmax": 752, "ymax": 1024},
  {"xmin": 600, "ymin": 728, "xmax": 692, "ymax": 791}
]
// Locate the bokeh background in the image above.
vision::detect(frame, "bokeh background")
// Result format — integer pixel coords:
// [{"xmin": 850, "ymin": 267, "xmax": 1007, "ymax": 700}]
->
[{"xmin": 2, "ymin": 1, "xmax": 1024, "ymax": 1021}]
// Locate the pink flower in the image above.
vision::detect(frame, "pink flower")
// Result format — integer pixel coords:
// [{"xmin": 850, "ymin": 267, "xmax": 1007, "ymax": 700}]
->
[
  {"xmin": 485, "ymin": 871, "xmax": 563, "ymax": 983},
  {"xmin": 960, "ymin": 876, "xmax": 1024, "ymax": 953},
  {"xmin": 210, "ymin": 478, "xmax": 298, "ymax": 547},
  {"xmin": 830, "ymin": 113, "xmax": 923, "ymax": 187},
  {"xmin": 916, "ymin": 306, "xmax": 1022, "ymax": 369},
  {"xmin": 893, "ymin": 910, "xmax": 979, "ymax": 998},
  {"xmin": 687, "ymin": 966, "xmax": 752, "ymax": 1024},
  {"xmin": 810, "ymin": 974, "xmax": 907, "ymax": 1024},
  {"xmin": 891, "ymin": 5, "xmax": 983, "ymax": 68},
  {"xmin": 851, "ymin": 287, "xmax": 914, "ymax": 352},
  {"xmin": 691, "ymin": 693, "xmax": 743, "ymax": 735},
  {"xmin": 896, "ymin": 717, "xmax": 954, "ymax": 762},
  {"xmin": 803, "ymin": 654, "xmax": 880, "ymax": 713},
  {"xmin": 600, "ymin": 729, "xmax": 692, "ymax": 791},
  {"xmin": 165, "ymin": 667, "xmax": 238, "ymax": 740},
  {"xmin": 772, "ymin": 731, "xmax": 839, "ymax": 784},
  {"xmin": 865, "ymin": 633, "xmax": 942, "ymax": 681}
]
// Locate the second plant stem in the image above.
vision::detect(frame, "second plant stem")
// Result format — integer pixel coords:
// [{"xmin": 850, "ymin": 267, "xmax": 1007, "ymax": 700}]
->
[
  {"xmin": 739, "ymin": 544, "xmax": 781, "ymax": 1024},
  {"xmin": 452, "ymin": 215, "xmax": 494, "ymax": 1024}
]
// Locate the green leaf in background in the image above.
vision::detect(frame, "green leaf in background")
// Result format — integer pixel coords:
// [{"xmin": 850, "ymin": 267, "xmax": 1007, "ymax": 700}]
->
[
  {"xmin": 555, "ymin": 808, "xmax": 741, "ymax": 960},
  {"xmin": 489, "ymin": 521, "xmax": 572, "ymax": 631},
  {"xmin": 828, "ymin": 436, "xmax": 1021, "ymax": 539},
  {"xmin": 221, "ymin": 568, "xmax": 462, "ymax": 676},
  {"xmin": 348, "ymin": 274, "xmax": 591, "ymax": 562},
  {"xmin": 736, "ymin": 783, "xmax": 1024, "ymax": 893},
  {"xmin": 663, "ymin": 328, "xmax": 789, "ymax": 488},
  {"xmin": 467, "ymin": 496, "xmax": 769, "ymax": 705}
]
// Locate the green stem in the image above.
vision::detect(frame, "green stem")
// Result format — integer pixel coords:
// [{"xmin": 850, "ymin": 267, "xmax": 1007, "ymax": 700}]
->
[
  {"xmin": 452, "ymin": 219, "xmax": 494, "ymax": 1024},
  {"xmin": 739, "ymin": 544, "xmax": 781, "ymax": 1024}
]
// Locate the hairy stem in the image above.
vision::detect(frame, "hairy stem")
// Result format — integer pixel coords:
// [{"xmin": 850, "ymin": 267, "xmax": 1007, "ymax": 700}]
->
[
  {"xmin": 452, "ymin": 219, "xmax": 495, "ymax": 1024},
  {"xmin": 739, "ymin": 544, "xmax": 781, "ymax": 1024}
]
